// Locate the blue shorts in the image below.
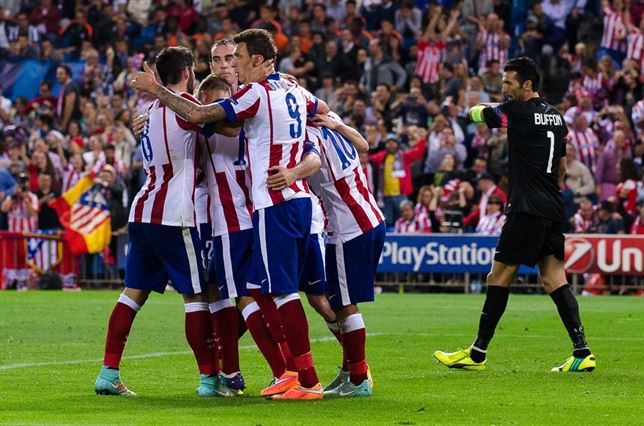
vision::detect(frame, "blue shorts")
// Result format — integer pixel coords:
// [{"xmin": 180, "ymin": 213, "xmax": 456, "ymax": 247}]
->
[
  {"xmin": 208, "ymin": 229, "xmax": 253, "ymax": 299},
  {"xmin": 247, "ymin": 198, "xmax": 312, "ymax": 295},
  {"xmin": 125, "ymin": 222, "xmax": 205, "ymax": 294},
  {"xmin": 198, "ymin": 223, "xmax": 213, "ymax": 277},
  {"xmin": 299, "ymin": 233, "xmax": 326, "ymax": 295},
  {"xmin": 326, "ymin": 221, "xmax": 386, "ymax": 310}
]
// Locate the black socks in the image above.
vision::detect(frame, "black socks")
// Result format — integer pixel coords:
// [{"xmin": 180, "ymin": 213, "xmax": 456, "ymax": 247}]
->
[
  {"xmin": 550, "ymin": 284, "xmax": 591, "ymax": 358},
  {"xmin": 471, "ymin": 286, "xmax": 510, "ymax": 363}
]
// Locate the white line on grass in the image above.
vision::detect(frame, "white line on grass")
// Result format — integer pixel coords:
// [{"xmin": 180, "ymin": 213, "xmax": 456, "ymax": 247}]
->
[
  {"xmin": 1, "ymin": 331, "xmax": 641, "ymax": 371},
  {"xmin": 0, "ymin": 334, "xmax": 384, "ymax": 372}
]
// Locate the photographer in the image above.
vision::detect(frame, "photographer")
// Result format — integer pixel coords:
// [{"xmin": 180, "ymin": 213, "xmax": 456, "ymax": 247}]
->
[{"xmin": 1, "ymin": 173, "xmax": 39, "ymax": 232}]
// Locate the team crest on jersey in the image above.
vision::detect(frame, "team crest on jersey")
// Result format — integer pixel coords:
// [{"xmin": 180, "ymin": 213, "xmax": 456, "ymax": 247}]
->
[{"xmin": 24, "ymin": 231, "xmax": 63, "ymax": 273}]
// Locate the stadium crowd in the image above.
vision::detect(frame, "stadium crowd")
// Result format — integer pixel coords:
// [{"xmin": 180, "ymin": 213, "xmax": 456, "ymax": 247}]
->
[{"xmin": 0, "ymin": 0, "xmax": 642, "ymax": 245}]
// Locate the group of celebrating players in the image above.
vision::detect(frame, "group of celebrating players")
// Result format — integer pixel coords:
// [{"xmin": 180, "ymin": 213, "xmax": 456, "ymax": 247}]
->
[
  {"xmin": 93, "ymin": 28, "xmax": 596, "ymax": 402},
  {"xmin": 93, "ymin": 29, "xmax": 385, "ymax": 400}
]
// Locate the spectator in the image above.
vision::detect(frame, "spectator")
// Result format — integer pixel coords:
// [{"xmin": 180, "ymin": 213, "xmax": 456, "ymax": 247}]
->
[
  {"xmin": 362, "ymin": 38, "xmax": 406, "ymax": 93},
  {"xmin": 464, "ymin": 172, "xmax": 507, "ymax": 229},
  {"xmin": 29, "ymin": 0, "xmax": 61, "ymax": 35},
  {"xmin": 568, "ymin": 111, "xmax": 600, "ymax": 174},
  {"xmin": 34, "ymin": 173, "xmax": 60, "ymax": 230},
  {"xmin": 423, "ymin": 126, "xmax": 467, "ymax": 179},
  {"xmin": 475, "ymin": 13, "xmax": 510, "ymax": 72},
  {"xmin": 59, "ymin": 7, "xmax": 94, "ymax": 59},
  {"xmin": 595, "ymin": 129, "xmax": 630, "ymax": 200},
  {"xmin": 475, "ymin": 195, "xmax": 505, "ymax": 235},
  {"xmin": 414, "ymin": 184, "xmax": 439, "ymax": 231},
  {"xmin": 55, "ymin": 65, "xmax": 82, "ymax": 132},
  {"xmin": 630, "ymin": 199, "xmax": 644, "ymax": 234},
  {"xmin": 394, "ymin": 199, "xmax": 431, "ymax": 233},
  {"xmin": 1, "ymin": 172, "xmax": 38, "ymax": 232},
  {"xmin": 564, "ymin": 144, "xmax": 596, "ymax": 205},
  {"xmin": 370, "ymin": 131, "xmax": 427, "ymax": 227},
  {"xmin": 594, "ymin": 201, "xmax": 625, "ymax": 234},
  {"xmin": 572, "ymin": 197, "xmax": 596, "ymax": 233}
]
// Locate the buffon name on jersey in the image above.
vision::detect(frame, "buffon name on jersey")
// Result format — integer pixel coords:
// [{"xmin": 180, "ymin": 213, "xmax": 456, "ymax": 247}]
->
[{"xmin": 534, "ymin": 113, "xmax": 563, "ymax": 126}]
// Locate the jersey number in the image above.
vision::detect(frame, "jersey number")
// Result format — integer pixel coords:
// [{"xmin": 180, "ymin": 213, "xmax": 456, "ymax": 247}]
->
[
  {"xmin": 285, "ymin": 93, "xmax": 303, "ymax": 138},
  {"xmin": 546, "ymin": 131, "xmax": 555, "ymax": 173},
  {"xmin": 322, "ymin": 127, "xmax": 357, "ymax": 170},
  {"xmin": 140, "ymin": 122, "xmax": 153, "ymax": 161},
  {"xmin": 201, "ymin": 240, "xmax": 213, "ymax": 271}
]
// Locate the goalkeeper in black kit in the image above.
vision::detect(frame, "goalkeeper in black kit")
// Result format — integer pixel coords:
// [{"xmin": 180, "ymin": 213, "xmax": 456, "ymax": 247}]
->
[{"xmin": 433, "ymin": 57, "xmax": 595, "ymax": 372}]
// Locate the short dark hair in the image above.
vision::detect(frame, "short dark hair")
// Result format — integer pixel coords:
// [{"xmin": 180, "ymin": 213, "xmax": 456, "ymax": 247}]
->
[
  {"xmin": 504, "ymin": 57, "xmax": 540, "ymax": 91},
  {"xmin": 197, "ymin": 75, "xmax": 232, "ymax": 98},
  {"xmin": 213, "ymin": 38, "xmax": 235, "ymax": 49},
  {"xmin": 155, "ymin": 46, "xmax": 194, "ymax": 86},
  {"xmin": 233, "ymin": 29, "xmax": 277, "ymax": 61},
  {"xmin": 58, "ymin": 64, "xmax": 72, "ymax": 77}
]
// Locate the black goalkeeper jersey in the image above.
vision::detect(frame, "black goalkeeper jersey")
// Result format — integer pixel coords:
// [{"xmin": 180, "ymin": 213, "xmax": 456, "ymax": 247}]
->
[{"xmin": 481, "ymin": 98, "xmax": 568, "ymax": 222}]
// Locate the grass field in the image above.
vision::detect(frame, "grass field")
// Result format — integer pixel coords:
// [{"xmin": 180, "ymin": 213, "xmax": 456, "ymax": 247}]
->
[{"xmin": 0, "ymin": 292, "xmax": 643, "ymax": 425}]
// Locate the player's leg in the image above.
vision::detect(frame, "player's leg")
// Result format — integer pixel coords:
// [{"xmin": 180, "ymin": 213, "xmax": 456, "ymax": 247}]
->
[
  {"xmin": 324, "ymin": 222, "xmax": 386, "ymax": 397},
  {"xmin": 538, "ymin": 224, "xmax": 595, "ymax": 372},
  {"xmin": 95, "ymin": 223, "xmax": 165, "ymax": 396},
  {"xmin": 208, "ymin": 232, "xmax": 246, "ymax": 392},
  {"xmin": 435, "ymin": 214, "xmax": 545, "ymax": 370},
  {"xmin": 162, "ymin": 226, "xmax": 233, "ymax": 397},
  {"xmin": 258, "ymin": 199, "xmax": 322, "ymax": 399},
  {"xmin": 299, "ymin": 232, "xmax": 338, "ymax": 335},
  {"xmin": 247, "ymin": 286, "xmax": 297, "ymax": 372}
]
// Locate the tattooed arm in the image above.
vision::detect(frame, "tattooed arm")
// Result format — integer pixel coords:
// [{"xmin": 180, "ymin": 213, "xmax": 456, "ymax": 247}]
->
[
  {"xmin": 130, "ymin": 61, "xmax": 227, "ymax": 124},
  {"xmin": 150, "ymin": 85, "xmax": 227, "ymax": 124}
]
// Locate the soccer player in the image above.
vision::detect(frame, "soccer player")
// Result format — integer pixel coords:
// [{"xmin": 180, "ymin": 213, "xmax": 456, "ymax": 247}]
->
[
  {"xmin": 94, "ymin": 47, "xmax": 233, "ymax": 397},
  {"xmin": 434, "ymin": 57, "xmax": 595, "ymax": 373},
  {"xmin": 130, "ymin": 29, "xmax": 329, "ymax": 400},
  {"xmin": 271, "ymin": 112, "xmax": 386, "ymax": 396}
]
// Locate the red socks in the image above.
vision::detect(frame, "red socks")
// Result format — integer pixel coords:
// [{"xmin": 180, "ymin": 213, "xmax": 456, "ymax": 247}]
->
[
  {"xmin": 248, "ymin": 288, "xmax": 297, "ymax": 371},
  {"xmin": 276, "ymin": 294, "xmax": 319, "ymax": 388},
  {"xmin": 340, "ymin": 313, "xmax": 368, "ymax": 385},
  {"xmin": 185, "ymin": 302, "xmax": 217, "ymax": 376},
  {"xmin": 327, "ymin": 321, "xmax": 348, "ymax": 372},
  {"xmin": 210, "ymin": 300, "xmax": 240, "ymax": 375},
  {"xmin": 242, "ymin": 302, "xmax": 286, "ymax": 378},
  {"xmin": 103, "ymin": 294, "xmax": 140, "ymax": 369}
]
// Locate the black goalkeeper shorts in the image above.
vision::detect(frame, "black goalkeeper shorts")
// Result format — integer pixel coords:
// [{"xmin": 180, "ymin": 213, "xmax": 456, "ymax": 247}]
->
[{"xmin": 494, "ymin": 213, "xmax": 565, "ymax": 267}]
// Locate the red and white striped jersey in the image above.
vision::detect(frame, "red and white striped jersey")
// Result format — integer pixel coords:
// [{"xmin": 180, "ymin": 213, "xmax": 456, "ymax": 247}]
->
[
  {"xmin": 475, "ymin": 211, "xmax": 505, "ymax": 236},
  {"xmin": 581, "ymin": 73, "xmax": 605, "ymax": 97},
  {"xmin": 219, "ymin": 73, "xmax": 318, "ymax": 210},
  {"xmin": 568, "ymin": 128, "xmax": 600, "ymax": 173},
  {"xmin": 601, "ymin": 5, "xmax": 627, "ymax": 52},
  {"xmin": 8, "ymin": 193, "xmax": 39, "ymax": 232},
  {"xmin": 631, "ymin": 216, "xmax": 644, "ymax": 235},
  {"xmin": 62, "ymin": 166, "xmax": 82, "ymax": 193},
  {"xmin": 415, "ymin": 40, "xmax": 444, "ymax": 85},
  {"xmin": 305, "ymin": 118, "xmax": 384, "ymax": 244},
  {"xmin": 202, "ymin": 131, "xmax": 253, "ymax": 236},
  {"xmin": 129, "ymin": 92, "xmax": 201, "ymax": 226},
  {"xmin": 627, "ymin": 27, "xmax": 644, "ymax": 72},
  {"xmin": 478, "ymin": 30, "xmax": 508, "ymax": 71},
  {"xmin": 394, "ymin": 214, "xmax": 431, "ymax": 233},
  {"xmin": 310, "ymin": 191, "xmax": 325, "ymax": 234},
  {"xmin": 572, "ymin": 211, "xmax": 594, "ymax": 233}
]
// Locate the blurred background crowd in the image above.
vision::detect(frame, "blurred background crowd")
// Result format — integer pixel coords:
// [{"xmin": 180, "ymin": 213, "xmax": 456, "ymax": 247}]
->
[{"xmin": 0, "ymin": 0, "xmax": 642, "ymax": 244}]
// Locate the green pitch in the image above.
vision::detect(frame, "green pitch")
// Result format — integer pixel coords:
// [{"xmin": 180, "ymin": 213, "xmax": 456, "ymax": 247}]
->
[{"xmin": 1, "ymin": 292, "xmax": 643, "ymax": 425}]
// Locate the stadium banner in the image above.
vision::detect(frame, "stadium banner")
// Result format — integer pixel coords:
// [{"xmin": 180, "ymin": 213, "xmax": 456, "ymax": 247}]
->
[
  {"xmin": 0, "ymin": 60, "xmax": 85, "ymax": 101},
  {"xmin": 50, "ymin": 173, "xmax": 112, "ymax": 254},
  {"xmin": 378, "ymin": 234, "xmax": 538, "ymax": 274},
  {"xmin": 379, "ymin": 234, "xmax": 644, "ymax": 275},
  {"xmin": 564, "ymin": 234, "xmax": 644, "ymax": 276}
]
